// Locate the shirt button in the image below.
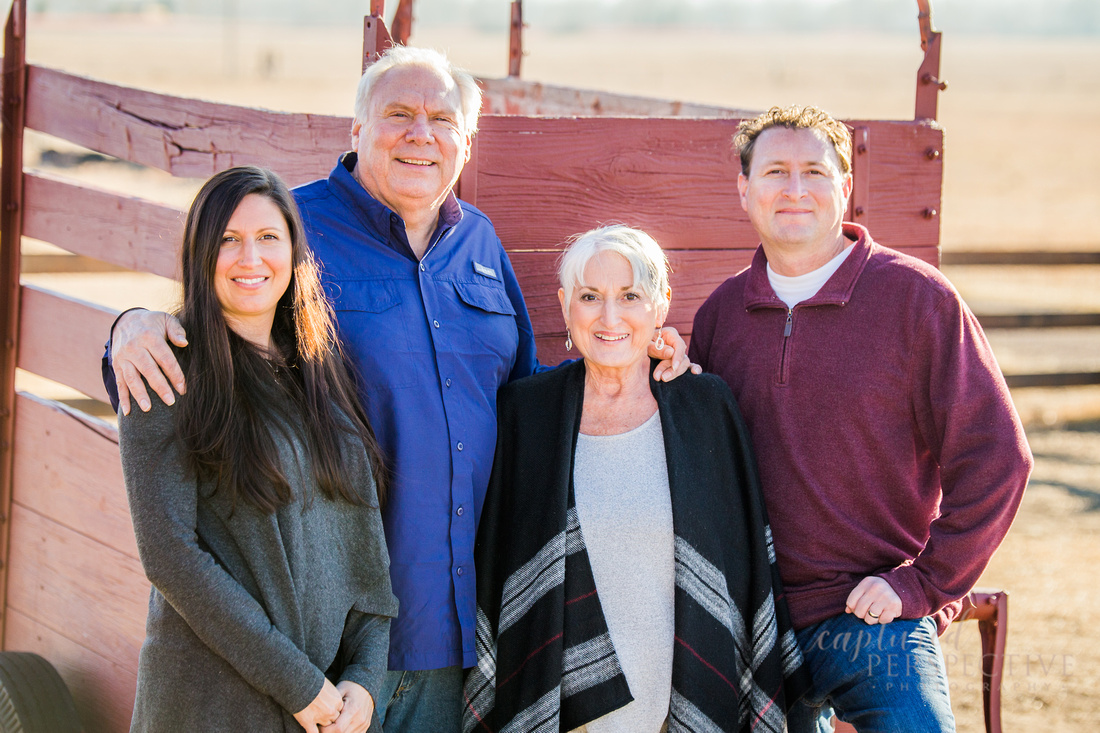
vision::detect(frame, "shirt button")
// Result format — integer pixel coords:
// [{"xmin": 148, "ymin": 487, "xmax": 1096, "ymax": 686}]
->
[
  {"xmin": 456, "ymin": 506, "xmax": 464, "ymax": 516},
  {"xmin": 456, "ymin": 566, "xmax": 464, "ymax": 576},
  {"xmin": 419, "ymin": 263, "xmax": 426, "ymax": 271},
  {"xmin": 445, "ymin": 378, "xmax": 452, "ymax": 387},
  {"xmin": 433, "ymin": 319, "xmax": 440, "ymax": 328},
  {"xmin": 457, "ymin": 442, "xmax": 464, "ymax": 451}
]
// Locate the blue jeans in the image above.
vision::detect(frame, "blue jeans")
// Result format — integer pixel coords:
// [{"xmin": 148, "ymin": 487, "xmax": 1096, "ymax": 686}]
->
[
  {"xmin": 787, "ymin": 614, "xmax": 956, "ymax": 733},
  {"xmin": 376, "ymin": 665, "xmax": 464, "ymax": 732}
]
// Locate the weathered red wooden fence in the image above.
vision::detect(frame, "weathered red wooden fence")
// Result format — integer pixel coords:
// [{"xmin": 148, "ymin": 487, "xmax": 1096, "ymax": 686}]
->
[{"xmin": 0, "ymin": 1, "xmax": 946, "ymax": 729}]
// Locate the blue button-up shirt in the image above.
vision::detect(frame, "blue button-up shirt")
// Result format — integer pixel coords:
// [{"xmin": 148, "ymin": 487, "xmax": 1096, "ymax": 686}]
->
[{"xmin": 294, "ymin": 155, "xmax": 537, "ymax": 670}]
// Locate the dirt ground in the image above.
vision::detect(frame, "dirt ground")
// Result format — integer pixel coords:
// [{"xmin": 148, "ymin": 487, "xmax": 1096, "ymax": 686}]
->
[{"xmin": 16, "ymin": 12, "xmax": 1100, "ymax": 730}]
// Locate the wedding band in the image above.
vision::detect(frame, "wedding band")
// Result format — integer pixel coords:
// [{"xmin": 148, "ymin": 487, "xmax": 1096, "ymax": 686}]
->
[{"xmin": 868, "ymin": 611, "xmax": 880, "ymax": 619}]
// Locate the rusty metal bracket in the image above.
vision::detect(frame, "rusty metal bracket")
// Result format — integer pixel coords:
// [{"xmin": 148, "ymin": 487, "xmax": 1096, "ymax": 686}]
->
[
  {"xmin": 848, "ymin": 126, "xmax": 871, "ymax": 224},
  {"xmin": 915, "ymin": 0, "xmax": 947, "ymax": 120},
  {"xmin": 363, "ymin": 0, "xmax": 396, "ymax": 72}
]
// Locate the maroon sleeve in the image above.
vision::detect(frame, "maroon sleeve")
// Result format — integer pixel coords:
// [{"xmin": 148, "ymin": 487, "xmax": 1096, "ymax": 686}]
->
[{"xmin": 880, "ymin": 291, "xmax": 1032, "ymax": 620}]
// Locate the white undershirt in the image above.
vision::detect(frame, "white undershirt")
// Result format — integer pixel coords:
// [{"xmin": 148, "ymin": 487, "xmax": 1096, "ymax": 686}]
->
[{"xmin": 767, "ymin": 243, "xmax": 855, "ymax": 309}]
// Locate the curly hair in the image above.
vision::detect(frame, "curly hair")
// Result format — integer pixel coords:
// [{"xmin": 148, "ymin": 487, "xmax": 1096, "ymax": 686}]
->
[{"xmin": 733, "ymin": 105, "xmax": 853, "ymax": 177}]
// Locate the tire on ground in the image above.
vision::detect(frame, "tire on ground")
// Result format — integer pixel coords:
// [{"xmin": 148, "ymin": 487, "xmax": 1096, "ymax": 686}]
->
[{"xmin": 0, "ymin": 652, "xmax": 81, "ymax": 733}]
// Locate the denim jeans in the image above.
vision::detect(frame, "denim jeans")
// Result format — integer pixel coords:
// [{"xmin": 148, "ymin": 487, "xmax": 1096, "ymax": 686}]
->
[
  {"xmin": 377, "ymin": 665, "xmax": 464, "ymax": 732},
  {"xmin": 787, "ymin": 614, "xmax": 956, "ymax": 733}
]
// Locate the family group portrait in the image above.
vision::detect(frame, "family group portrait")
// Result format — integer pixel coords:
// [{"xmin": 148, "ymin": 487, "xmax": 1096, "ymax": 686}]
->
[{"xmin": 0, "ymin": 0, "xmax": 1097, "ymax": 730}]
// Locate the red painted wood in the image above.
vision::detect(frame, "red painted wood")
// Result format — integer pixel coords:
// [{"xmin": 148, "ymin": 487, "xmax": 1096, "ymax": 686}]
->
[
  {"xmin": 5, "ymin": 504, "xmax": 148, "ymax": 673},
  {"xmin": 844, "ymin": 119, "xmax": 942, "ymax": 256},
  {"xmin": 473, "ymin": 116, "xmax": 747, "ymax": 252},
  {"xmin": 23, "ymin": 172, "xmax": 182, "ymax": 279},
  {"xmin": 24, "ymin": 65, "xmax": 351, "ymax": 186},
  {"xmin": 5, "ymin": 608, "xmax": 137, "ymax": 733},
  {"xmin": 0, "ymin": 0, "xmax": 29, "ymax": 652},
  {"xmin": 22, "ymin": 171, "xmax": 181, "ymax": 279},
  {"xmin": 18, "ymin": 284, "xmax": 119, "ymax": 402},
  {"xmin": 478, "ymin": 78, "xmax": 754, "ymax": 118},
  {"xmin": 468, "ymin": 117, "xmax": 942, "ymax": 262},
  {"xmin": 12, "ymin": 393, "xmax": 133, "ymax": 559}
]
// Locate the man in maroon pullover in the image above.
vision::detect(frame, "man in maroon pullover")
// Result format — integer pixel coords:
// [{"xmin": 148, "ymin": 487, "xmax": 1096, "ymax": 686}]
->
[{"xmin": 689, "ymin": 105, "xmax": 1032, "ymax": 732}]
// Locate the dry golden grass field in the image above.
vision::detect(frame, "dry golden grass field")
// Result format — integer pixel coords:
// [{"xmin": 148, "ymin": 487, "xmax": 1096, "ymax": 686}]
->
[{"xmin": 14, "ymin": 11, "xmax": 1100, "ymax": 731}]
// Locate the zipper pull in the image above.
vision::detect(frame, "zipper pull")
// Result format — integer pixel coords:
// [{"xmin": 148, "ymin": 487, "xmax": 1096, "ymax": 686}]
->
[{"xmin": 784, "ymin": 309, "xmax": 793, "ymax": 337}]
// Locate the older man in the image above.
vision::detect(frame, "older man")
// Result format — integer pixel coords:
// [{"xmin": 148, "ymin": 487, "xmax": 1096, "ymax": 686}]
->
[
  {"xmin": 106, "ymin": 48, "xmax": 691, "ymax": 730},
  {"xmin": 688, "ymin": 105, "xmax": 1032, "ymax": 732}
]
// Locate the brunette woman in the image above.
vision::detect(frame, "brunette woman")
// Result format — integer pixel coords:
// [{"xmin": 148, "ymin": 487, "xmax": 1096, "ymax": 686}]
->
[{"xmin": 119, "ymin": 166, "xmax": 397, "ymax": 733}]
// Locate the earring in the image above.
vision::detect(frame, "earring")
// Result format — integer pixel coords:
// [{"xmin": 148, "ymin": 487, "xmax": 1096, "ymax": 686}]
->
[
  {"xmin": 653, "ymin": 328, "xmax": 665, "ymax": 351},
  {"xmin": 565, "ymin": 331, "xmax": 573, "ymax": 352}
]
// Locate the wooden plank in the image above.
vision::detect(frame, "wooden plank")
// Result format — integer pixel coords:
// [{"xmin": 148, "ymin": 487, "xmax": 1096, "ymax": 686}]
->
[
  {"xmin": 21, "ymin": 254, "xmax": 130, "ymax": 274},
  {"xmin": 12, "ymin": 393, "xmax": 133, "ymax": 560},
  {"xmin": 1004, "ymin": 372, "xmax": 1100, "ymax": 389},
  {"xmin": 470, "ymin": 117, "xmax": 943, "ymax": 258},
  {"xmin": 0, "ymin": 0, "xmax": 29, "ymax": 652},
  {"xmin": 473, "ymin": 117, "xmax": 749, "ymax": 252},
  {"xmin": 5, "ymin": 608, "xmax": 136, "ymax": 733},
  {"xmin": 5, "ymin": 504, "xmax": 148, "ymax": 673},
  {"xmin": 18, "ymin": 284, "xmax": 119, "ymax": 402},
  {"xmin": 22, "ymin": 172, "xmax": 181, "ymax": 279},
  {"xmin": 977, "ymin": 313, "xmax": 1100, "ymax": 329},
  {"xmin": 846, "ymin": 119, "xmax": 943, "ymax": 255},
  {"xmin": 479, "ymin": 77, "xmax": 756, "ymax": 118},
  {"xmin": 941, "ymin": 251, "xmax": 1100, "ymax": 266},
  {"xmin": 24, "ymin": 64, "xmax": 351, "ymax": 187}
]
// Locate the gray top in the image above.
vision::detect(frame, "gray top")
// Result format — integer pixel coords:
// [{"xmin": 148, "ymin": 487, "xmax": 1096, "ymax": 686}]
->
[
  {"xmin": 119, "ymin": 384, "xmax": 399, "ymax": 732},
  {"xmin": 571, "ymin": 410, "xmax": 674, "ymax": 733}
]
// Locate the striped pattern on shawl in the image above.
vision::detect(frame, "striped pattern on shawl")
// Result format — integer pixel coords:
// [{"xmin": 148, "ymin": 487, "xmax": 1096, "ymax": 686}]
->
[{"xmin": 464, "ymin": 361, "xmax": 809, "ymax": 732}]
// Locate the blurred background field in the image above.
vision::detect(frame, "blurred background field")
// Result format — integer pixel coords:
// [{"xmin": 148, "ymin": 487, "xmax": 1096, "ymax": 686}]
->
[{"xmin": 9, "ymin": 0, "xmax": 1100, "ymax": 729}]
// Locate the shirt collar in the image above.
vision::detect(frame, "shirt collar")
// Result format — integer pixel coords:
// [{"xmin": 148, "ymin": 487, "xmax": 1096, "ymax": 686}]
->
[
  {"xmin": 330, "ymin": 152, "xmax": 465, "ymax": 258},
  {"xmin": 744, "ymin": 222, "xmax": 873, "ymax": 310}
]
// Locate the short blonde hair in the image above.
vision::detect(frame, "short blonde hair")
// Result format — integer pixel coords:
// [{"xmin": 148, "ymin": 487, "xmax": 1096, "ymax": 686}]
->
[
  {"xmin": 558, "ymin": 225, "xmax": 670, "ymax": 315},
  {"xmin": 734, "ymin": 105, "xmax": 852, "ymax": 176},
  {"xmin": 354, "ymin": 46, "xmax": 483, "ymax": 136}
]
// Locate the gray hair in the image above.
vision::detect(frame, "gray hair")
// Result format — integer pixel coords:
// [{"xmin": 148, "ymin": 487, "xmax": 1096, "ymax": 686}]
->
[
  {"xmin": 354, "ymin": 46, "xmax": 482, "ymax": 136},
  {"xmin": 558, "ymin": 225, "xmax": 671, "ymax": 316}
]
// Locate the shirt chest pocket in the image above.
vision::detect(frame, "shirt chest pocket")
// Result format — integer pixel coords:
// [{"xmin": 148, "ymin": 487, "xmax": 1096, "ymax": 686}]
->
[
  {"xmin": 326, "ymin": 280, "xmax": 418, "ymax": 387},
  {"xmin": 450, "ymin": 280, "xmax": 519, "ymax": 376}
]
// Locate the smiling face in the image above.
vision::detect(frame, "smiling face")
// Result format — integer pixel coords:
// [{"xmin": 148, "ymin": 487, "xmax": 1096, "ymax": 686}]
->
[
  {"xmin": 738, "ymin": 126, "xmax": 853, "ymax": 270},
  {"xmin": 559, "ymin": 250, "xmax": 667, "ymax": 374},
  {"xmin": 351, "ymin": 64, "xmax": 472, "ymax": 223},
  {"xmin": 214, "ymin": 193, "xmax": 293, "ymax": 349}
]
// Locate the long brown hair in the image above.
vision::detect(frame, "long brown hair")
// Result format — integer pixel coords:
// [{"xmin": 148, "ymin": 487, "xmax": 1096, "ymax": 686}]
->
[{"xmin": 175, "ymin": 166, "xmax": 386, "ymax": 512}]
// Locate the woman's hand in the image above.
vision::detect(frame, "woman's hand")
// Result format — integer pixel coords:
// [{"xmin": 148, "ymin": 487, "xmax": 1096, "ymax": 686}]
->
[
  {"xmin": 294, "ymin": 678, "xmax": 344, "ymax": 732},
  {"xmin": 320, "ymin": 681, "xmax": 376, "ymax": 733}
]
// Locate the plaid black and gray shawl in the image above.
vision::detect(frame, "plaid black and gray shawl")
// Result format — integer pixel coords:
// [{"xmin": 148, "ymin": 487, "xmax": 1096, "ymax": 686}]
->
[{"xmin": 464, "ymin": 360, "xmax": 809, "ymax": 733}]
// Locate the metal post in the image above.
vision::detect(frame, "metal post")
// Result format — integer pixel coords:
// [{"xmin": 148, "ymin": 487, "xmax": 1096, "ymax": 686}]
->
[
  {"xmin": 508, "ymin": 1, "xmax": 524, "ymax": 78},
  {"xmin": 915, "ymin": 0, "xmax": 947, "ymax": 120},
  {"xmin": 391, "ymin": 0, "xmax": 414, "ymax": 46},
  {"xmin": 0, "ymin": 0, "xmax": 28, "ymax": 649}
]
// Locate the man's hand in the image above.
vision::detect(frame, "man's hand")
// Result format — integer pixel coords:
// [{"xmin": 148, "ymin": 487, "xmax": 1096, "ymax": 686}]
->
[
  {"xmin": 294, "ymin": 677, "xmax": 345, "ymax": 732},
  {"xmin": 650, "ymin": 326, "xmax": 702, "ymax": 382},
  {"xmin": 111, "ymin": 310, "xmax": 188, "ymax": 415},
  {"xmin": 320, "ymin": 681, "xmax": 375, "ymax": 733},
  {"xmin": 846, "ymin": 576, "xmax": 903, "ymax": 625}
]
